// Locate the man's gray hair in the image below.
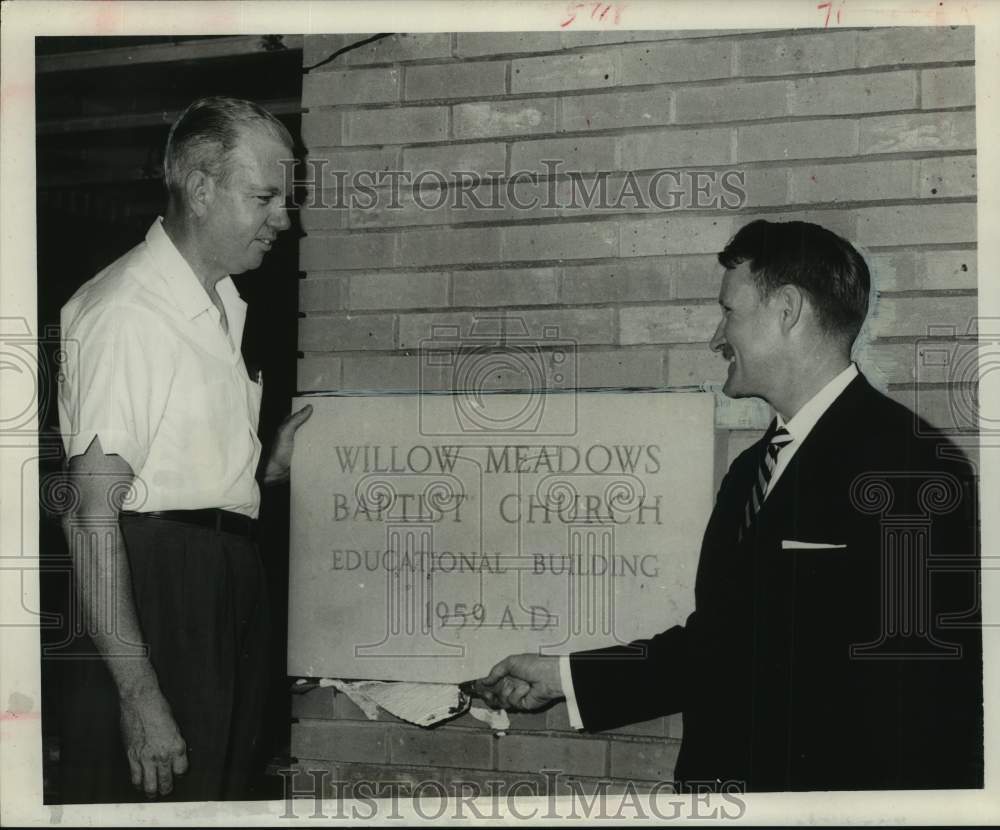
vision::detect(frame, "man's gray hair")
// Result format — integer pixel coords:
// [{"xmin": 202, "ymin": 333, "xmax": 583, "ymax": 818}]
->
[{"xmin": 163, "ymin": 96, "xmax": 293, "ymax": 200}]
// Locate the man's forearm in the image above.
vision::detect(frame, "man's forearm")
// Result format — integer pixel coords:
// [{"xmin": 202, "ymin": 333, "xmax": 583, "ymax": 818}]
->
[{"xmin": 63, "ymin": 516, "xmax": 161, "ymax": 699}]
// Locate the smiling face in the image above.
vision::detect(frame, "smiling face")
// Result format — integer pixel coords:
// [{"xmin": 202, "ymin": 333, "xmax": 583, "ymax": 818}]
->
[
  {"xmin": 709, "ymin": 262, "xmax": 785, "ymax": 401},
  {"xmin": 202, "ymin": 127, "xmax": 292, "ymax": 275}
]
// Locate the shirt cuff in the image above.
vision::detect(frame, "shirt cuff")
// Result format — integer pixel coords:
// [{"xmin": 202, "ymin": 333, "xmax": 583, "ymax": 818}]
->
[{"xmin": 559, "ymin": 654, "xmax": 585, "ymax": 731}]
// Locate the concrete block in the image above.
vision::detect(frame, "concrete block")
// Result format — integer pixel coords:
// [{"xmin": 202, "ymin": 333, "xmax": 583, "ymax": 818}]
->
[
  {"xmin": 299, "ymin": 276, "xmax": 343, "ymax": 311},
  {"xmin": 868, "ymin": 249, "xmax": 977, "ymax": 292},
  {"xmin": 737, "ymin": 118, "xmax": 858, "ymax": 162},
  {"xmin": 348, "ymin": 272, "xmax": 450, "ymax": 310},
  {"xmin": 509, "ymin": 135, "xmax": 617, "ymax": 175},
  {"xmin": 620, "ymin": 303, "xmax": 719, "ymax": 344},
  {"xmin": 455, "ymin": 32, "xmax": 565, "ymax": 58},
  {"xmin": 736, "ymin": 31, "xmax": 857, "ymax": 76},
  {"xmin": 497, "ymin": 734, "xmax": 607, "ymax": 777},
  {"xmin": 303, "ymin": 67, "xmax": 400, "ymax": 107},
  {"xmin": 301, "ymin": 110, "xmax": 343, "ymax": 148},
  {"xmin": 855, "ymin": 203, "xmax": 976, "ymax": 247},
  {"xmin": 673, "ymin": 80, "xmax": 788, "ymax": 124},
  {"xmin": 917, "ymin": 154, "xmax": 977, "ymax": 198},
  {"xmin": 296, "ymin": 356, "xmax": 343, "ymax": 392},
  {"xmin": 304, "ymin": 33, "xmax": 451, "ymax": 67},
  {"xmin": 502, "ymin": 219, "xmax": 619, "ymax": 262},
  {"xmin": 859, "ymin": 111, "xmax": 975, "ymax": 154},
  {"xmin": 454, "ymin": 99, "xmax": 557, "ymax": 139},
  {"xmin": 560, "ymin": 258, "xmax": 673, "ymax": 303},
  {"xmin": 921, "ymin": 66, "xmax": 975, "ymax": 109},
  {"xmin": 298, "ymin": 313, "xmax": 395, "ymax": 351},
  {"xmin": 344, "ymin": 106, "xmax": 448, "ymax": 146},
  {"xmin": 869, "ymin": 295, "xmax": 977, "ymax": 338},
  {"xmin": 788, "ymin": 159, "xmax": 914, "ymax": 204},
  {"xmin": 397, "ymin": 308, "xmax": 616, "ymax": 350},
  {"xmin": 666, "ymin": 345, "xmax": 727, "ymax": 387},
  {"xmin": 511, "ymin": 50, "xmax": 618, "ymax": 94},
  {"xmin": 577, "ymin": 348, "xmax": 666, "ymax": 388},
  {"xmin": 618, "ymin": 126, "xmax": 733, "ymax": 169},
  {"xmin": 402, "ymin": 142, "xmax": 507, "ymax": 180},
  {"xmin": 388, "ymin": 725, "xmax": 493, "ymax": 769},
  {"xmin": 291, "ymin": 721, "xmax": 387, "ymax": 764},
  {"xmin": 858, "ymin": 26, "xmax": 974, "ymax": 68},
  {"xmin": 398, "ymin": 226, "xmax": 502, "ymax": 267},
  {"xmin": 618, "ymin": 39, "xmax": 732, "ymax": 85},
  {"xmin": 560, "ymin": 87, "xmax": 672, "ymax": 132},
  {"xmin": 789, "ymin": 70, "xmax": 917, "ymax": 116},
  {"xmin": 621, "ymin": 215, "xmax": 734, "ymax": 257},
  {"xmin": 405, "ymin": 60, "xmax": 507, "ymax": 101},
  {"xmin": 299, "ymin": 231, "xmax": 396, "ymax": 271},
  {"xmin": 452, "ymin": 267, "xmax": 559, "ymax": 307},
  {"xmin": 608, "ymin": 738, "xmax": 680, "ymax": 781}
]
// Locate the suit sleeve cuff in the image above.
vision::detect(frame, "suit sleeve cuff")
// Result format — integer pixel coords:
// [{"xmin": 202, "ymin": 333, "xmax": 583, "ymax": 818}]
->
[{"xmin": 559, "ymin": 654, "xmax": 585, "ymax": 731}]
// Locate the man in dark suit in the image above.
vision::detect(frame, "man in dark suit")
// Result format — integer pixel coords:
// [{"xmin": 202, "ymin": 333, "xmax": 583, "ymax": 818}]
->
[{"xmin": 479, "ymin": 219, "xmax": 983, "ymax": 792}]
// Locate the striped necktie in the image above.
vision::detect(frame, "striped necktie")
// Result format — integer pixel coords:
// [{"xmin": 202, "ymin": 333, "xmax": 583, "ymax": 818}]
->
[{"xmin": 740, "ymin": 422, "xmax": 793, "ymax": 541}]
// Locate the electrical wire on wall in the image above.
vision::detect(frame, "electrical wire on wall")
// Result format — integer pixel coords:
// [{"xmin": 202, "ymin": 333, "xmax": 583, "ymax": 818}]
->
[{"xmin": 302, "ymin": 33, "xmax": 395, "ymax": 72}]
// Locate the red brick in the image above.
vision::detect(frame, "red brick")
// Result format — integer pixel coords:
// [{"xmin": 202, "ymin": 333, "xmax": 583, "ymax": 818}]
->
[
  {"xmin": 299, "ymin": 276, "xmax": 343, "ymax": 311},
  {"xmin": 298, "ymin": 313, "xmax": 395, "ymax": 351},
  {"xmin": 455, "ymin": 32, "xmax": 565, "ymax": 58},
  {"xmin": 737, "ymin": 118, "xmax": 858, "ymax": 162},
  {"xmin": 621, "ymin": 215, "xmax": 734, "ymax": 257},
  {"xmin": 397, "ymin": 308, "xmax": 615, "ymax": 350},
  {"xmin": 789, "ymin": 71, "xmax": 917, "ymax": 116},
  {"xmin": 497, "ymin": 734, "xmax": 606, "ymax": 777},
  {"xmin": 511, "ymin": 51, "xmax": 618, "ymax": 94},
  {"xmin": 620, "ymin": 303, "xmax": 718, "ymax": 345},
  {"xmin": 402, "ymin": 142, "xmax": 506, "ymax": 179},
  {"xmin": 344, "ymin": 106, "xmax": 448, "ymax": 146},
  {"xmin": 867, "ymin": 250, "xmax": 977, "ymax": 292},
  {"xmin": 736, "ymin": 31, "xmax": 857, "ymax": 77},
  {"xmin": 303, "ymin": 67, "xmax": 400, "ymax": 107},
  {"xmin": 454, "ymin": 99, "xmax": 557, "ymax": 140},
  {"xmin": 304, "ymin": 33, "xmax": 451, "ymax": 68},
  {"xmin": 291, "ymin": 721, "xmax": 387, "ymax": 764},
  {"xmin": 452, "ymin": 267, "xmax": 559, "ymax": 307},
  {"xmin": 666, "ymin": 346, "xmax": 727, "ymax": 387},
  {"xmin": 618, "ymin": 40, "xmax": 732, "ymax": 85},
  {"xmin": 858, "ymin": 26, "xmax": 973, "ymax": 68},
  {"xmin": 388, "ymin": 725, "xmax": 493, "ymax": 769},
  {"xmin": 921, "ymin": 66, "xmax": 975, "ymax": 109},
  {"xmin": 869, "ymin": 295, "xmax": 977, "ymax": 338},
  {"xmin": 348, "ymin": 272, "xmax": 450, "ymax": 310},
  {"xmin": 918, "ymin": 155, "xmax": 977, "ymax": 199},
  {"xmin": 299, "ymin": 231, "xmax": 396, "ymax": 271},
  {"xmin": 618, "ymin": 126, "xmax": 732, "ymax": 169},
  {"xmin": 509, "ymin": 136, "xmax": 617, "ymax": 175},
  {"xmin": 855, "ymin": 203, "xmax": 976, "ymax": 247},
  {"xmin": 859, "ymin": 111, "xmax": 975, "ymax": 155},
  {"xmin": 560, "ymin": 259, "xmax": 672, "ymax": 304},
  {"xmin": 673, "ymin": 80, "xmax": 788, "ymax": 124},
  {"xmin": 788, "ymin": 160, "xmax": 914, "ymax": 204},
  {"xmin": 296, "ymin": 357, "xmax": 342, "ymax": 393},
  {"xmin": 560, "ymin": 87, "xmax": 672, "ymax": 132},
  {"xmin": 502, "ymin": 220, "xmax": 618, "ymax": 262},
  {"xmin": 405, "ymin": 60, "xmax": 507, "ymax": 101}
]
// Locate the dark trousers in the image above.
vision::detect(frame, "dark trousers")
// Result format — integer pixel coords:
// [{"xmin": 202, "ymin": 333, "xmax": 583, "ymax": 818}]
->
[{"xmin": 56, "ymin": 515, "xmax": 270, "ymax": 804}]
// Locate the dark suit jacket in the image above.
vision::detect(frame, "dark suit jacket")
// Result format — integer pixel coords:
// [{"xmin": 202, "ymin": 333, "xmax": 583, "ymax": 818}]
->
[{"xmin": 570, "ymin": 373, "xmax": 983, "ymax": 791}]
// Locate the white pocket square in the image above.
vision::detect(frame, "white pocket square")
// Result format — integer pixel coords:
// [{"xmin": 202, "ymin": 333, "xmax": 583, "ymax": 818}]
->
[{"xmin": 781, "ymin": 539, "xmax": 848, "ymax": 550}]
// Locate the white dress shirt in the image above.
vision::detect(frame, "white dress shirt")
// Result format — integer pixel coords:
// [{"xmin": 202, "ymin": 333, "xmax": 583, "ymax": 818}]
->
[
  {"xmin": 560, "ymin": 362, "xmax": 860, "ymax": 729},
  {"xmin": 58, "ymin": 217, "xmax": 263, "ymax": 517}
]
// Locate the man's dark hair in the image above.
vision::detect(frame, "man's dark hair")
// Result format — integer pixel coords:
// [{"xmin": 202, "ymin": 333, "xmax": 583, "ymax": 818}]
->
[
  {"xmin": 163, "ymin": 96, "xmax": 294, "ymax": 201},
  {"xmin": 718, "ymin": 219, "xmax": 871, "ymax": 342}
]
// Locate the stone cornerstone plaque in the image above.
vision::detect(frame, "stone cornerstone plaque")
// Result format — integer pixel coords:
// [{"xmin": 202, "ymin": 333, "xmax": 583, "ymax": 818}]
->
[{"xmin": 287, "ymin": 391, "xmax": 714, "ymax": 682}]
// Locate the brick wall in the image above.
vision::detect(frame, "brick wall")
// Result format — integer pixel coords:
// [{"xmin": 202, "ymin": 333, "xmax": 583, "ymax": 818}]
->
[{"xmin": 292, "ymin": 27, "xmax": 976, "ymax": 789}]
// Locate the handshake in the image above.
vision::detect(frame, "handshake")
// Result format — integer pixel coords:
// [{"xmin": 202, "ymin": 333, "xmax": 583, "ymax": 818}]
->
[{"xmin": 467, "ymin": 653, "xmax": 565, "ymax": 711}]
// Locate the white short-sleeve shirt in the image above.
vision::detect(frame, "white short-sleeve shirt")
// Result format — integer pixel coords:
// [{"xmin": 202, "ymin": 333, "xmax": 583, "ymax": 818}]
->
[{"xmin": 58, "ymin": 217, "xmax": 263, "ymax": 518}]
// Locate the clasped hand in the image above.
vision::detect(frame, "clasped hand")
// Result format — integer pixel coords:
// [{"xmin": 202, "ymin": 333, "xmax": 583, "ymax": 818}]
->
[{"xmin": 475, "ymin": 653, "xmax": 564, "ymax": 711}]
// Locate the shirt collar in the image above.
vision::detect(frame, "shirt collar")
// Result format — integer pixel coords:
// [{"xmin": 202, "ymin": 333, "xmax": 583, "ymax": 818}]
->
[{"xmin": 775, "ymin": 363, "xmax": 859, "ymax": 445}]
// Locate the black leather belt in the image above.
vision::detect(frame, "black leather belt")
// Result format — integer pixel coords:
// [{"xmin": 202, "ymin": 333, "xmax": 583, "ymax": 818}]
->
[{"xmin": 120, "ymin": 509, "xmax": 257, "ymax": 538}]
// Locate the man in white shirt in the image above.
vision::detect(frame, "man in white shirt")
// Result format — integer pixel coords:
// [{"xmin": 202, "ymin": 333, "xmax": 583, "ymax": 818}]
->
[
  {"xmin": 57, "ymin": 97, "xmax": 311, "ymax": 803},
  {"xmin": 478, "ymin": 219, "xmax": 982, "ymax": 792}
]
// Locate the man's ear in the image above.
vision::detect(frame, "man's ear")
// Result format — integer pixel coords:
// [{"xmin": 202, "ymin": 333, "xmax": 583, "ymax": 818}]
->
[
  {"xmin": 183, "ymin": 169, "xmax": 215, "ymax": 218},
  {"xmin": 775, "ymin": 283, "xmax": 805, "ymax": 334}
]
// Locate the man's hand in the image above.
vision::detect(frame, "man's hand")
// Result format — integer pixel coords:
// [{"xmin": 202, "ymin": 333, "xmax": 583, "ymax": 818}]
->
[
  {"xmin": 263, "ymin": 404, "xmax": 313, "ymax": 485},
  {"xmin": 119, "ymin": 687, "xmax": 189, "ymax": 798},
  {"xmin": 477, "ymin": 653, "xmax": 564, "ymax": 711}
]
